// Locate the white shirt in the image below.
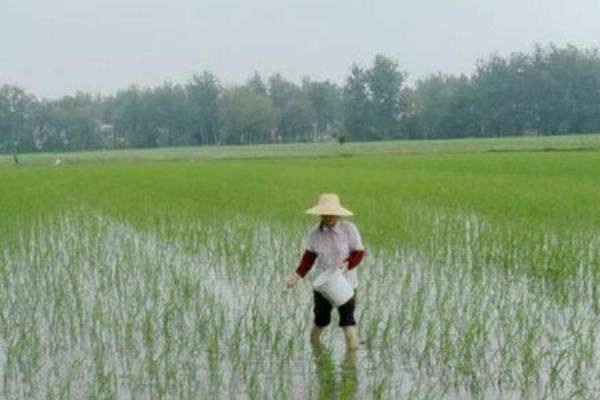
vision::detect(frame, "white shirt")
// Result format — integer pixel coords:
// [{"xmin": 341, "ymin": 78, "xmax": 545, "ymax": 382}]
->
[{"xmin": 304, "ymin": 220, "xmax": 364, "ymax": 288}]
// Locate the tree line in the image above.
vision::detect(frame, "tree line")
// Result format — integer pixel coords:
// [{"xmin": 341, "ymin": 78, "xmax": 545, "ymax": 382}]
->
[{"xmin": 2, "ymin": 43, "xmax": 600, "ymax": 154}]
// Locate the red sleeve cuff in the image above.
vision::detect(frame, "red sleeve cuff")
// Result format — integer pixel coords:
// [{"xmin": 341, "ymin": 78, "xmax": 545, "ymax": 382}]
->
[
  {"xmin": 296, "ymin": 250, "xmax": 318, "ymax": 277},
  {"xmin": 345, "ymin": 250, "xmax": 364, "ymax": 270}
]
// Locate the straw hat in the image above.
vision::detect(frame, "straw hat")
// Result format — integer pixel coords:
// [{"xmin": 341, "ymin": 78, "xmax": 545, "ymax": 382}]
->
[{"xmin": 305, "ymin": 193, "xmax": 354, "ymax": 216}]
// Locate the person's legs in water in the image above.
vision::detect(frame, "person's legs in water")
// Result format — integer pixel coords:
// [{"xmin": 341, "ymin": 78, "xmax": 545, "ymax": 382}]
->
[
  {"xmin": 338, "ymin": 294, "xmax": 358, "ymax": 350},
  {"xmin": 340, "ymin": 349, "xmax": 358, "ymax": 398},
  {"xmin": 312, "ymin": 291, "xmax": 332, "ymax": 344}
]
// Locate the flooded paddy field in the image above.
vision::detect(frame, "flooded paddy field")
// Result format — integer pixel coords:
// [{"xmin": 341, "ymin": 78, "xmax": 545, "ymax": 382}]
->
[{"xmin": 1, "ymin": 148, "xmax": 600, "ymax": 399}]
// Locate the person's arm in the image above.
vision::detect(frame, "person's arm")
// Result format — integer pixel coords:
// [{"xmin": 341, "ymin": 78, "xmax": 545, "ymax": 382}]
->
[
  {"xmin": 287, "ymin": 250, "xmax": 318, "ymax": 288},
  {"xmin": 345, "ymin": 250, "xmax": 365, "ymax": 270},
  {"xmin": 295, "ymin": 250, "xmax": 317, "ymax": 277},
  {"xmin": 339, "ymin": 223, "xmax": 365, "ymax": 270}
]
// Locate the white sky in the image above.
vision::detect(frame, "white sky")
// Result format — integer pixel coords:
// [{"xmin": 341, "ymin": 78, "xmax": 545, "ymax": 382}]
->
[{"xmin": 1, "ymin": 0, "xmax": 599, "ymax": 99}]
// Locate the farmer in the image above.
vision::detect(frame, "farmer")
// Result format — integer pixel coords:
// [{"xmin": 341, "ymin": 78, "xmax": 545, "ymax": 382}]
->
[{"xmin": 286, "ymin": 193, "xmax": 365, "ymax": 350}]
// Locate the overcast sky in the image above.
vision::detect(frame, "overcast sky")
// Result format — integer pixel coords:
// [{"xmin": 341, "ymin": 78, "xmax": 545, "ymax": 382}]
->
[{"xmin": 1, "ymin": 0, "xmax": 599, "ymax": 99}]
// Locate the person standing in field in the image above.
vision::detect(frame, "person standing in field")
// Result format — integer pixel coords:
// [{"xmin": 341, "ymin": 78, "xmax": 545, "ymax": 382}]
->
[{"xmin": 286, "ymin": 193, "xmax": 365, "ymax": 350}]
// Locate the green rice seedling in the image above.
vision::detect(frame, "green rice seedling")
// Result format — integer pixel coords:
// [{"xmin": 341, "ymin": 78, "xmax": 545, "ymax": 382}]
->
[{"xmin": 2, "ymin": 138, "xmax": 600, "ymax": 398}]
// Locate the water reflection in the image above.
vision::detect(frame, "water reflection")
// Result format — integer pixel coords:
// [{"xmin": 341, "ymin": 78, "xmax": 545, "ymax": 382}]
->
[{"xmin": 312, "ymin": 343, "xmax": 358, "ymax": 400}]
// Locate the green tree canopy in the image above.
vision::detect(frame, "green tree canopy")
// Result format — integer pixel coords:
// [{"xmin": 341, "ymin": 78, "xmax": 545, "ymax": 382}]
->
[{"xmin": 219, "ymin": 86, "xmax": 276, "ymax": 144}]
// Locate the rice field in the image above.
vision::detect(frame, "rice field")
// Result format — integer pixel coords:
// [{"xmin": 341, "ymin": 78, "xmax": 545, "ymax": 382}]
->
[{"xmin": 1, "ymin": 136, "xmax": 600, "ymax": 399}]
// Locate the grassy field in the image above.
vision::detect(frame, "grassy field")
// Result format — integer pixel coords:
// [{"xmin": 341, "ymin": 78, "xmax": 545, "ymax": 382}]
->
[
  {"xmin": 1, "ymin": 133, "xmax": 600, "ymax": 166},
  {"xmin": 1, "ymin": 135, "xmax": 600, "ymax": 398}
]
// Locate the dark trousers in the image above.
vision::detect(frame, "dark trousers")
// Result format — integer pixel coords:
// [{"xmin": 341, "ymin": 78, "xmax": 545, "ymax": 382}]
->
[{"xmin": 313, "ymin": 290, "xmax": 356, "ymax": 328}]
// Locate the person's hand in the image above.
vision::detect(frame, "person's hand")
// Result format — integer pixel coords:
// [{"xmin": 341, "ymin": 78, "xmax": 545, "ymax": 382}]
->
[
  {"xmin": 286, "ymin": 272, "xmax": 301, "ymax": 288},
  {"xmin": 337, "ymin": 261, "xmax": 349, "ymax": 272}
]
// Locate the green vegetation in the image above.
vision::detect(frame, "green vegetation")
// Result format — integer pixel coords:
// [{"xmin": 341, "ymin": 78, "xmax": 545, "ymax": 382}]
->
[
  {"xmin": 2, "ymin": 132, "xmax": 600, "ymax": 167},
  {"xmin": 1, "ymin": 137, "xmax": 600, "ymax": 398},
  {"xmin": 2, "ymin": 44, "xmax": 600, "ymax": 154}
]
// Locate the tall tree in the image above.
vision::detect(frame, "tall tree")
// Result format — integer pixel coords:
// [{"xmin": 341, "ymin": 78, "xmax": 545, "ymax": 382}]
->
[
  {"xmin": 474, "ymin": 54, "xmax": 530, "ymax": 136},
  {"xmin": 268, "ymin": 74, "xmax": 301, "ymax": 110},
  {"xmin": 220, "ymin": 86, "xmax": 276, "ymax": 144},
  {"xmin": 529, "ymin": 44, "xmax": 600, "ymax": 134},
  {"xmin": 302, "ymin": 78, "xmax": 341, "ymax": 141},
  {"xmin": 33, "ymin": 92, "xmax": 100, "ymax": 151},
  {"xmin": 0, "ymin": 85, "xmax": 37, "ymax": 153},
  {"xmin": 186, "ymin": 72, "xmax": 221, "ymax": 145},
  {"xmin": 148, "ymin": 83, "xmax": 190, "ymax": 146},
  {"xmin": 280, "ymin": 96, "xmax": 313, "ymax": 141},
  {"xmin": 106, "ymin": 86, "xmax": 148, "ymax": 148},
  {"xmin": 398, "ymin": 87, "xmax": 423, "ymax": 139},
  {"xmin": 267, "ymin": 74, "xmax": 302, "ymax": 140},
  {"xmin": 366, "ymin": 55, "xmax": 406, "ymax": 140},
  {"xmin": 416, "ymin": 73, "xmax": 479, "ymax": 138},
  {"xmin": 342, "ymin": 65, "xmax": 372, "ymax": 141},
  {"xmin": 246, "ymin": 73, "xmax": 268, "ymax": 97}
]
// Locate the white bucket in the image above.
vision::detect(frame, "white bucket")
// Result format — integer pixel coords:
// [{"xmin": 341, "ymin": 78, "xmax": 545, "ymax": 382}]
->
[{"xmin": 312, "ymin": 269, "xmax": 354, "ymax": 307}]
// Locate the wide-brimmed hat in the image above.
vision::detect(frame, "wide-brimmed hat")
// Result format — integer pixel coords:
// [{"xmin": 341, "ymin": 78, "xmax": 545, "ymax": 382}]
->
[{"xmin": 305, "ymin": 193, "xmax": 354, "ymax": 216}]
